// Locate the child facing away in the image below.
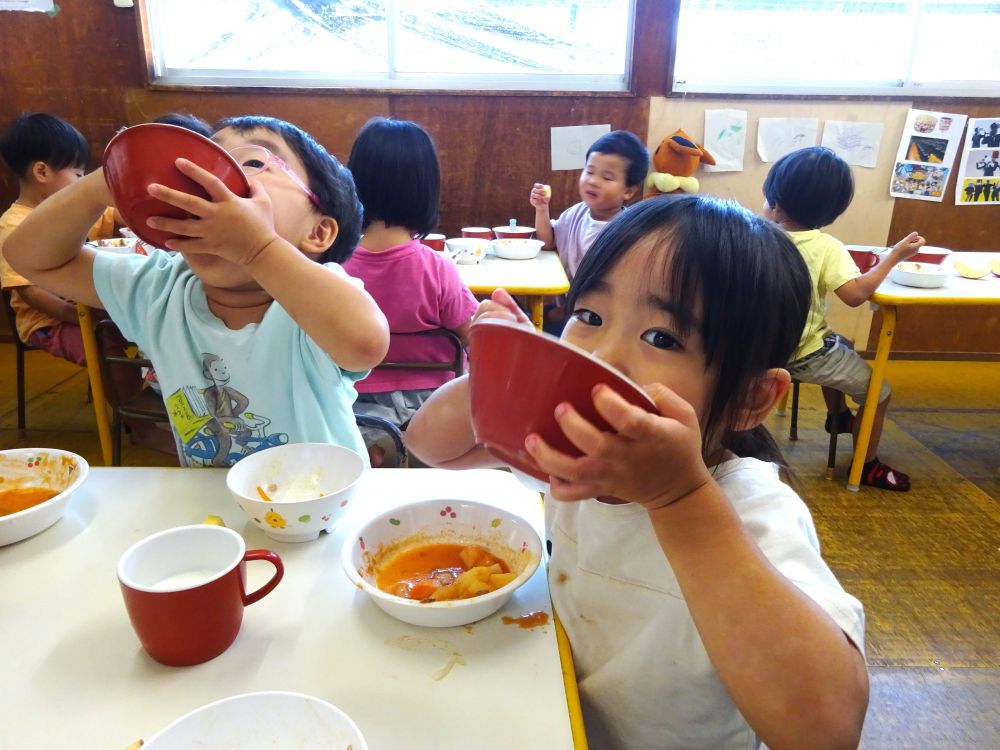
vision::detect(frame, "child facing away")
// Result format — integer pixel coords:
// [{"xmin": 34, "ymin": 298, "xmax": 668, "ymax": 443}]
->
[
  {"xmin": 343, "ymin": 117, "xmax": 478, "ymax": 428},
  {"xmin": 5, "ymin": 115, "xmax": 389, "ymax": 468},
  {"xmin": 529, "ymin": 129, "xmax": 649, "ymax": 333},
  {"xmin": 762, "ymin": 146, "xmax": 925, "ymax": 491},
  {"xmin": 405, "ymin": 195, "xmax": 868, "ymax": 750}
]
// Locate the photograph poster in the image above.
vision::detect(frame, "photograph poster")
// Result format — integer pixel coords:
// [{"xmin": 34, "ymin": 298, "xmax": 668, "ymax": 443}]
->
[
  {"xmin": 955, "ymin": 116, "xmax": 1000, "ymax": 206},
  {"xmin": 889, "ymin": 109, "xmax": 967, "ymax": 202}
]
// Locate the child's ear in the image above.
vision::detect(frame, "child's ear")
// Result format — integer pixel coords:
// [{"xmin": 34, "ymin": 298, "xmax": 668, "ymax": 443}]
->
[
  {"xmin": 300, "ymin": 216, "xmax": 338, "ymax": 256},
  {"xmin": 734, "ymin": 368, "xmax": 791, "ymax": 431},
  {"xmin": 31, "ymin": 161, "xmax": 49, "ymax": 183},
  {"xmin": 624, "ymin": 184, "xmax": 639, "ymax": 202}
]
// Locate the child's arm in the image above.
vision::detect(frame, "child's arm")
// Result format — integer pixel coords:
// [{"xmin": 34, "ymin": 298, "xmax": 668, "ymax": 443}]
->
[
  {"xmin": 529, "ymin": 183, "xmax": 555, "ymax": 249},
  {"xmin": 527, "ymin": 384, "xmax": 868, "ymax": 750},
  {"xmin": 147, "ymin": 158, "xmax": 389, "ymax": 372},
  {"xmin": 835, "ymin": 231, "xmax": 925, "ymax": 307},
  {"xmin": 3, "ymin": 170, "xmax": 108, "ymax": 309},
  {"xmin": 15, "ymin": 286, "xmax": 78, "ymax": 324}
]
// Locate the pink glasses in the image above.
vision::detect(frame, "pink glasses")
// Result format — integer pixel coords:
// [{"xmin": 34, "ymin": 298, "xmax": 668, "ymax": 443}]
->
[{"xmin": 228, "ymin": 145, "xmax": 320, "ymax": 208}]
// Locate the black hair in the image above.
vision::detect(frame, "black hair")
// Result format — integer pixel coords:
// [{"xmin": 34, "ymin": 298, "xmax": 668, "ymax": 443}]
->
[
  {"xmin": 586, "ymin": 130, "xmax": 650, "ymax": 189},
  {"xmin": 0, "ymin": 112, "xmax": 90, "ymax": 179},
  {"xmin": 567, "ymin": 194, "xmax": 811, "ymax": 465},
  {"xmin": 152, "ymin": 113, "xmax": 212, "ymax": 139},
  {"xmin": 347, "ymin": 117, "xmax": 440, "ymax": 237},
  {"xmin": 762, "ymin": 146, "xmax": 854, "ymax": 229},
  {"xmin": 213, "ymin": 115, "xmax": 362, "ymax": 264}
]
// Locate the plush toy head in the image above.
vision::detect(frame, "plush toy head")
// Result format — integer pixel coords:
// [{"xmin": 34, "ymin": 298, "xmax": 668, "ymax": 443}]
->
[{"xmin": 644, "ymin": 128, "xmax": 716, "ymax": 197}]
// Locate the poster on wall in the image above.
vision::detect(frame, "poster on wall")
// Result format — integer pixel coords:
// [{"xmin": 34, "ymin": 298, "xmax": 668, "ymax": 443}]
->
[
  {"xmin": 955, "ymin": 117, "xmax": 1000, "ymax": 205},
  {"xmin": 821, "ymin": 121, "xmax": 884, "ymax": 169},
  {"xmin": 703, "ymin": 109, "xmax": 747, "ymax": 172},
  {"xmin": 0, "ymin": 0, "xmax": 53, "ymax": 10},
  {"xmin": 757, "ymin": 118, "xmax": 818, "ymax": 162},
  {"xmin": 889, "ymin": 109, "xmax": 967, "ymax": 202}
]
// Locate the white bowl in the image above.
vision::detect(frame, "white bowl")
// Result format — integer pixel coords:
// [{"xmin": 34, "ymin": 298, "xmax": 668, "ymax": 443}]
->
[
  {"xmin": 342, "ymin": 498, "xmax": 542, "ymax": 628},
  {"xmin": 889, "ymin": 262, "xmax": 949, "ymax": 289},
  {"xmin": 226, "ymin": 443, "xmax": 365, "ymax": 543},
  {"xmin": 493, "ymin": 238, "xmax": 544, "ymax": 260},
  {"xmin": 444, "ymin": 237, "xmax": 491, "ymax": 265},
  {"xmin": 0, "ymin": 448, "xmax": 89, "ymax": 546},
  {"xmin": 142, "ymin": 691, "xmax": 367, "ymax": 749}
]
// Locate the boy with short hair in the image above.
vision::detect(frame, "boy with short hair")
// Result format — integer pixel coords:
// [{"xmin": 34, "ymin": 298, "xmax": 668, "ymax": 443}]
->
[{"xmin": 762, "ymin": 146, "xmax": 925, "ymax": 491}]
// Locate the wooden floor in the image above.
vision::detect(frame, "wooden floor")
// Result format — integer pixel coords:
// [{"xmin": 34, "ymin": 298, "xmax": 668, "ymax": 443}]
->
[{"xmin": 2, "ymin": 349, "xmax": 998, "ymax": 748}]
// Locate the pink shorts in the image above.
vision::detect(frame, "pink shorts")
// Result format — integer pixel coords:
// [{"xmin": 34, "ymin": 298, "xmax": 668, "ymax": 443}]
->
[{"xmin": 30, "ymin": 323, "xmax": 88, "ymax": 367}]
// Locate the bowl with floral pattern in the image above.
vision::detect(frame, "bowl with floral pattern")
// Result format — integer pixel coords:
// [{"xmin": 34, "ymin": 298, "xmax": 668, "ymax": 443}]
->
[
  {"xmin": 226, "ymin": 443, "xmax": 365, "ymax": 543},
  {"xmin": 342, "ymin": 498, "xmax": 542, "ymax": 627},
  {"xmin": 0, "ymin": 448, "xmax": 89, "ymax": 547}
]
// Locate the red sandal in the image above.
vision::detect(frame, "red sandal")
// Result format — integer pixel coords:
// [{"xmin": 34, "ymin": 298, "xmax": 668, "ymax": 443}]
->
[{"xmin": 861, "ymin": 458, "xmax": 910, "ymax": 492}]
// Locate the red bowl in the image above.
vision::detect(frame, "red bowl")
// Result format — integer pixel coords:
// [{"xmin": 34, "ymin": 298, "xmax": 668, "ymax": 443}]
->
[
  {"xmin": 910, "ymin": 246, "xmax": 951, "ymax": 265},
  {"xmin": 469, "ymin": 319, "xmax": 657, "ymax": 481},
  {"xmin": 103, "ymin": 124, "xmax": 250, "ymax": 248},
  {"xmin": 492, "ymin": 225, "xmax": 535, "ymax": 240},
  {"xmin": 462, "ymin": 227, "xmax": 494, "ymax": 240},
  {"xmin": 423, "ymin": 233, "xmax": 446, "ymax": 251}
]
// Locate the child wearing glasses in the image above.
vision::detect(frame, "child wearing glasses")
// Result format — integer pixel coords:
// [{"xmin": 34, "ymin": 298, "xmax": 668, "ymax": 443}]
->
[
  {"xmin": 343, "ymin": 118, "xmax": 478, "ymax": 434},
  {"xmin": 5, "ymin": 115, "xmax": 389, "ymax": 467}
]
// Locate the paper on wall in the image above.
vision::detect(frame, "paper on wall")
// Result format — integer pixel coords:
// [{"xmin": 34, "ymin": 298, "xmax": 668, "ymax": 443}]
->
[
  {"xmin": 954, "ymin": 116, "xmax": 1000, "ymax": 206},
  {"xmin": 756, "ymin": 118, "xmax": 818, "ymax": 163},
  {"xmin": 550, "ymin": 124, "xmax": 611, "ymax": 171},
  {"xmin": 821, "ymin": 121, "xmax": 884, "ymax": 169},
  {"xmin": 703, "ymin": 109, "xmax": 747, "ymax": 172},
  {"xmin": 889, "ymin": 109, "xmax": 967, "ymax": 203},
  {"xmin": 0, "ymin": 0, "xmax": 53, "ymax": 10}
]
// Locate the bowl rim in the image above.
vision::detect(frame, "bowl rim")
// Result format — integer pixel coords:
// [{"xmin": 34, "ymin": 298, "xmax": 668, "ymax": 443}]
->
[
  {"xmin": 891, "ymin": 262, "xmax": 949, "ymax": 275},
  {"xmin": 225, "ymin": 442, "xmax": 366, "ymax": 506},
  {"xmin": 0, "ymin": 448, "xmax": 89, "ymax": 522},
  {"xmin": 491, "ymin": 225, "xmax": 535, "ymax": 233},
  {"xmin": 341, "ymin": 497, "xmax": 543, "ymax": 611}
]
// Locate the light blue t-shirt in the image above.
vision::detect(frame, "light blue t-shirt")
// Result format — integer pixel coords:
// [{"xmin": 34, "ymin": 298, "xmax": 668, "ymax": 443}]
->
[{"xmin": 93, "ymin": 250, "xmax": 369, "ymax": 467}]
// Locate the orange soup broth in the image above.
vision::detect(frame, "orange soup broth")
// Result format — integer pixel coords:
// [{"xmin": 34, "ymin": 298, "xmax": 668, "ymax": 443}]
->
[
  {"xmin": 0, "ymin": 486, "xmax": 60, "ymax": 516},
  {"xmin": 376, "ymin": 543, "xmax": 509, "ymax": 601}
]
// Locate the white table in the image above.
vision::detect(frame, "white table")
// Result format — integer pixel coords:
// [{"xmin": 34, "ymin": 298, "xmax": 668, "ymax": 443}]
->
[
  {"xmin": 0, "ymin": 468, "xmax": 576, "ymax": 749},
  {"xmin": 456, "ymin": 250, "xmax": 570, "ymax": 329}
]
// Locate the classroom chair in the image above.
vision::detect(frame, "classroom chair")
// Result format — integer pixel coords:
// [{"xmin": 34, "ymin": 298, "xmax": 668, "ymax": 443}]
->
[
  {"xmin": 2, "ymin": 288, "xmax": 40, "ymax": 431},
  {"xmin": 784, "ymin": 379, "xmax": 846, "ymax": 480},
  {"xmin": 376, "ymin": 328, "xmax": 465, "ymax": 380},
  {"xmin": 355, "ymin": 414, "xmax": 407, "ymax": 468}
]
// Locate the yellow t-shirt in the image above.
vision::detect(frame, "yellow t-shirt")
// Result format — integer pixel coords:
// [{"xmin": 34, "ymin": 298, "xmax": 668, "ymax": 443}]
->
[
  {"xmin": 787, "ymin": 229, "xmax": 861, "ymax": 361},
  {"xmin": 0, "ymin": 203, "xmax": 116, "ymax": 343}
]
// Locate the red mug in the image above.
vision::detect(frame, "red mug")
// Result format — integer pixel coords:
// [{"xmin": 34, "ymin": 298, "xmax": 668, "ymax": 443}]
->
[
  {"xmin": 117, "ymin": 524, "xmax": 283, "ymax": 667},
  {"xmin": 462, "ymin": 226, "xmax": 494, "ymax": 240},
  {"xmin": 423, "ymin": 233, "xmax": 446, "ymax": 251},
  {"xmin": 847, "ymin": 248, "xmax": 881, "ymax": 273}
]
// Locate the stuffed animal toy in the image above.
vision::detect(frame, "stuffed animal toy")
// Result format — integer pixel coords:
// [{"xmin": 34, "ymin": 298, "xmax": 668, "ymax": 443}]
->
[{"xmin": 644, "ymin": 128, "xmax": 716, "ymax": 197}]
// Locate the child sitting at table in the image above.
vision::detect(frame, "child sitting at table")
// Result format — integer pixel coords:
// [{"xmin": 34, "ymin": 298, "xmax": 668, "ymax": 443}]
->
[
  {"xmin": 343, "ymin": 117, "xmax": 477, "ymax": 431},
  {"xmin": 762, "ymin": 146, "xmax": 925, "ymax": 491},
  {"xmin": 530, "ymin": 129, "xmax": 649, "ymax": 333},
  {"xmin": 5, "ymin": 115, "xmax": 388, "ymax": 467},
  {"xmin": 405, "ymin": 195, "xmax": 868, "ymax": 750}
]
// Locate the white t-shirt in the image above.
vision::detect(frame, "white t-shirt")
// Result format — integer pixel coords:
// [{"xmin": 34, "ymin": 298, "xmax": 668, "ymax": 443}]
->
[
  {"xmin": 551, "ymin": 201, "xmax": 611, "ymax": 279},
  {"xmin": 544, "ymin": 456, "xmax": 865, "ymax": 750}
]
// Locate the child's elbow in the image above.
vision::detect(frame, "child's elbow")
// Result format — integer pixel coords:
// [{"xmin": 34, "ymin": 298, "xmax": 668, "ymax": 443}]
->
[{"xmin": 353, "ymin": 317, "xmax": 390, "ymax": 370}]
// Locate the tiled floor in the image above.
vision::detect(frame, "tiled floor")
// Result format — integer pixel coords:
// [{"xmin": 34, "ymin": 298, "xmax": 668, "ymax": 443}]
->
[{"xmin": 2, "ymin": 348, "xmax": 999, "ymax": 748}]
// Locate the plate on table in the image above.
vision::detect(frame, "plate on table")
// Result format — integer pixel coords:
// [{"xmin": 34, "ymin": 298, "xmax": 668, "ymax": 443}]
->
[
  {"xmin": 141, "ymin": 691, "xmax": 367, "ymax": 749},
  {"xmin": 889, "ymin": 262, "xmax": 949, "ymax": 289}
]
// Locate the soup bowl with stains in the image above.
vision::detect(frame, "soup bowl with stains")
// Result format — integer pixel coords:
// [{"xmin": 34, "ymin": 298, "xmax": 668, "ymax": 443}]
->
[
  {"xmin": 341, "ymin": 498, "xmax": 542, "ymax": 628},
  {"xmin": 0, "ymin": 448, "xmax": 89, "ymax": 547},
  {"xmin": 226, "ymin": 443, "xmax": 366, "ymax": 544}
]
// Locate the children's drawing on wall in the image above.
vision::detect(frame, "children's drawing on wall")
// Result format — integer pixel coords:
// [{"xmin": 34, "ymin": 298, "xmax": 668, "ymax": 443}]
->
[
  {"xmin": 820, "ymin": 121, "xmax": 883, "ymax": 168},
  {"xmin": 890, "ymin": 109, "xmax": 966, "ymax": 203},
  {"xmin": 703, "ymin": 109, "xmax": 746, "ymax": 172},
  {"xmin": 756, "ymin": 117, "xmax": 818, "ymax": 162},
  {"xmin": 955, "ymin": 116, "xmax": 1000, "ymax": 205}
]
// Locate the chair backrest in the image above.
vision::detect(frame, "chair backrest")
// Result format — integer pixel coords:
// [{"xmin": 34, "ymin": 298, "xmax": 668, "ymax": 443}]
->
[
  {"xmin": 1, "ymin": 287, "xmax": 32, "ymax": 350},
  {"xmin": 93, "ymin": 318, "xmax": 156, "ymax": 411},
  {"xmin": 355, "ymin": 413, "xmax": 407, "ymax": 468},
  {"xmin": 377, "ymin": 328, "xmax": 465, "ymax": 380}
]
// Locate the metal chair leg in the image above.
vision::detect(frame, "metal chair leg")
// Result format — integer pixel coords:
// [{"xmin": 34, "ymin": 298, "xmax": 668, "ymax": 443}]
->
[
  {"xmin": 16, "ymin": 346, "xmax": 26, "ymax": 431},
  {"xmin": 789, "ymin": 380, "xmax": 800, "ymax": 442},
  {"xmin": 826, "ymin": 390, "xmax": 845, "ymax": 480}
]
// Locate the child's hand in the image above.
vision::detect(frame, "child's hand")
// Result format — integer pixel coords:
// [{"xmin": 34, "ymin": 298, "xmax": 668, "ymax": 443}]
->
[
  {"xmin": 145, "ymin": 158, "xmax": 280, "ymax": 265},
  {"xmin": 885, "ymin": 231, "xmax": 926, "ymax": 263},
  {"xmin": 525, "ymin": 382, "xmax": 713, "ymax": 510},
  {"xmin": 529, "ymin": 183, "xmax": 552, "ymax": 211},
  {"xmin": 472, "ymin": 288, "xmax": 534, "ymax": 330}
]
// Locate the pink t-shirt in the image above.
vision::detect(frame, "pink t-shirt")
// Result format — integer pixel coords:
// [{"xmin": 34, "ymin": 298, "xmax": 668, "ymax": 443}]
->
[{"xmin": 343, "ymin": 239, "xmax": 478, "ymax": 392}]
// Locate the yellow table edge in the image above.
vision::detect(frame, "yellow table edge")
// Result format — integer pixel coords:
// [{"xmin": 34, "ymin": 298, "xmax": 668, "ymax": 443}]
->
[
  {"xmin": 871, "ymin": 292, "xmax": 999, "ymax": 306},
  {"xmin": 555, "ymin": 611, "xmax": 589, "ymax": 749}
]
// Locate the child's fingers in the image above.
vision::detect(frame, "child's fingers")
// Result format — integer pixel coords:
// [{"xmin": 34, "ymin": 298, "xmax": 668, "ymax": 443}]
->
[
  {"xmin": 146, "ymin": 215, "xmax": 204, "ymax": 240},
  {"xmin": 551, "ymin": 400, "xmax": 608, "ymax": 456},
  {"xmin": 173, "ymin": 158, "xmax": 236, "ymax": 203},
  {"xmin": 147, "ymin": 182, "xmax": 211, "ymax": 216},
  {"xmin": 548, "ymin": 475, "xmax": 603, "ymax": 503},
  {"xmin": 525, "ymin": 432, "xmax": 609, "ymax": 492},
  {"xmin": 490, "ymin": 288, "xmax": 533, "ymax": 324}
]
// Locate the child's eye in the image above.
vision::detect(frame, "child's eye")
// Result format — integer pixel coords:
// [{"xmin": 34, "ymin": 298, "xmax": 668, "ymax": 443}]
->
[
  {"xmin": 572, "ymin": 308, "xmax": 602, "ymax": 326},
  {"xmin": 641, "ymin": 329, "xmax": 680, "ymax": 350},
  {"xmin": 241, "ymin": 158, "xmax": 267, "ymax": 169}
]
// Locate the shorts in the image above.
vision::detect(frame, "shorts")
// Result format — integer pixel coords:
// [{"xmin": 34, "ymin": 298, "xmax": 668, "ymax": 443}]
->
[
  {"xmin": 353, "ymin": 389, "xmax": 435, "ymax": 428},
  {"xmin": 787, "ymin": 332, "xmax": 891, "ymax": 406},
  {"xmin": 30, "ymin": 323, "xmax": 87, "ymax": 368}
]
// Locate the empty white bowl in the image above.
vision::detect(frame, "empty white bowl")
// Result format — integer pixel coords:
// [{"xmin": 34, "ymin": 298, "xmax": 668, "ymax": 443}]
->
[
  {"xmin": 493, "ymin": 238, "xmax": 544, "ymax": 260},
  {"xmin": 0, "ymin": 448, "xmax": 89, "ymax": 546},
  {"xmin": 342, "ymin": 498, "xmax": 542, "ymax": 628},
  {"xmin": 889, "ymin": 262, "xmax": 949, "ymax": 289},
  {"xmin": 226, "ymin": 443, "xmax": 365, "ymax": 543},
  {"xmin": 444, "ymin": 237, "xmax": 491, "ymax": 265},
  {"xmin": 142, "ymin": 691, "xmax": 367, "ymax": 749}
]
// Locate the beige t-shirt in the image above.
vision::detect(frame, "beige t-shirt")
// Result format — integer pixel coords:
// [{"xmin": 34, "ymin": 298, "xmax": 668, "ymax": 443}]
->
[{"xmin": 787, "ymin": 229, "xmax": 860, "ymax": 361}]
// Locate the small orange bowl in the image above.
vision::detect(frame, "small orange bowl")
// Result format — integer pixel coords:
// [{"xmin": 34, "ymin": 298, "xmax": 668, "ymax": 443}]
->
[
  {"xmin": 103, "ymin": 124, "xmax": 250, "ymax": 248},
  {"xmin": 468, "ymin": 319, "xmax": 656, "ymax": 481}
]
